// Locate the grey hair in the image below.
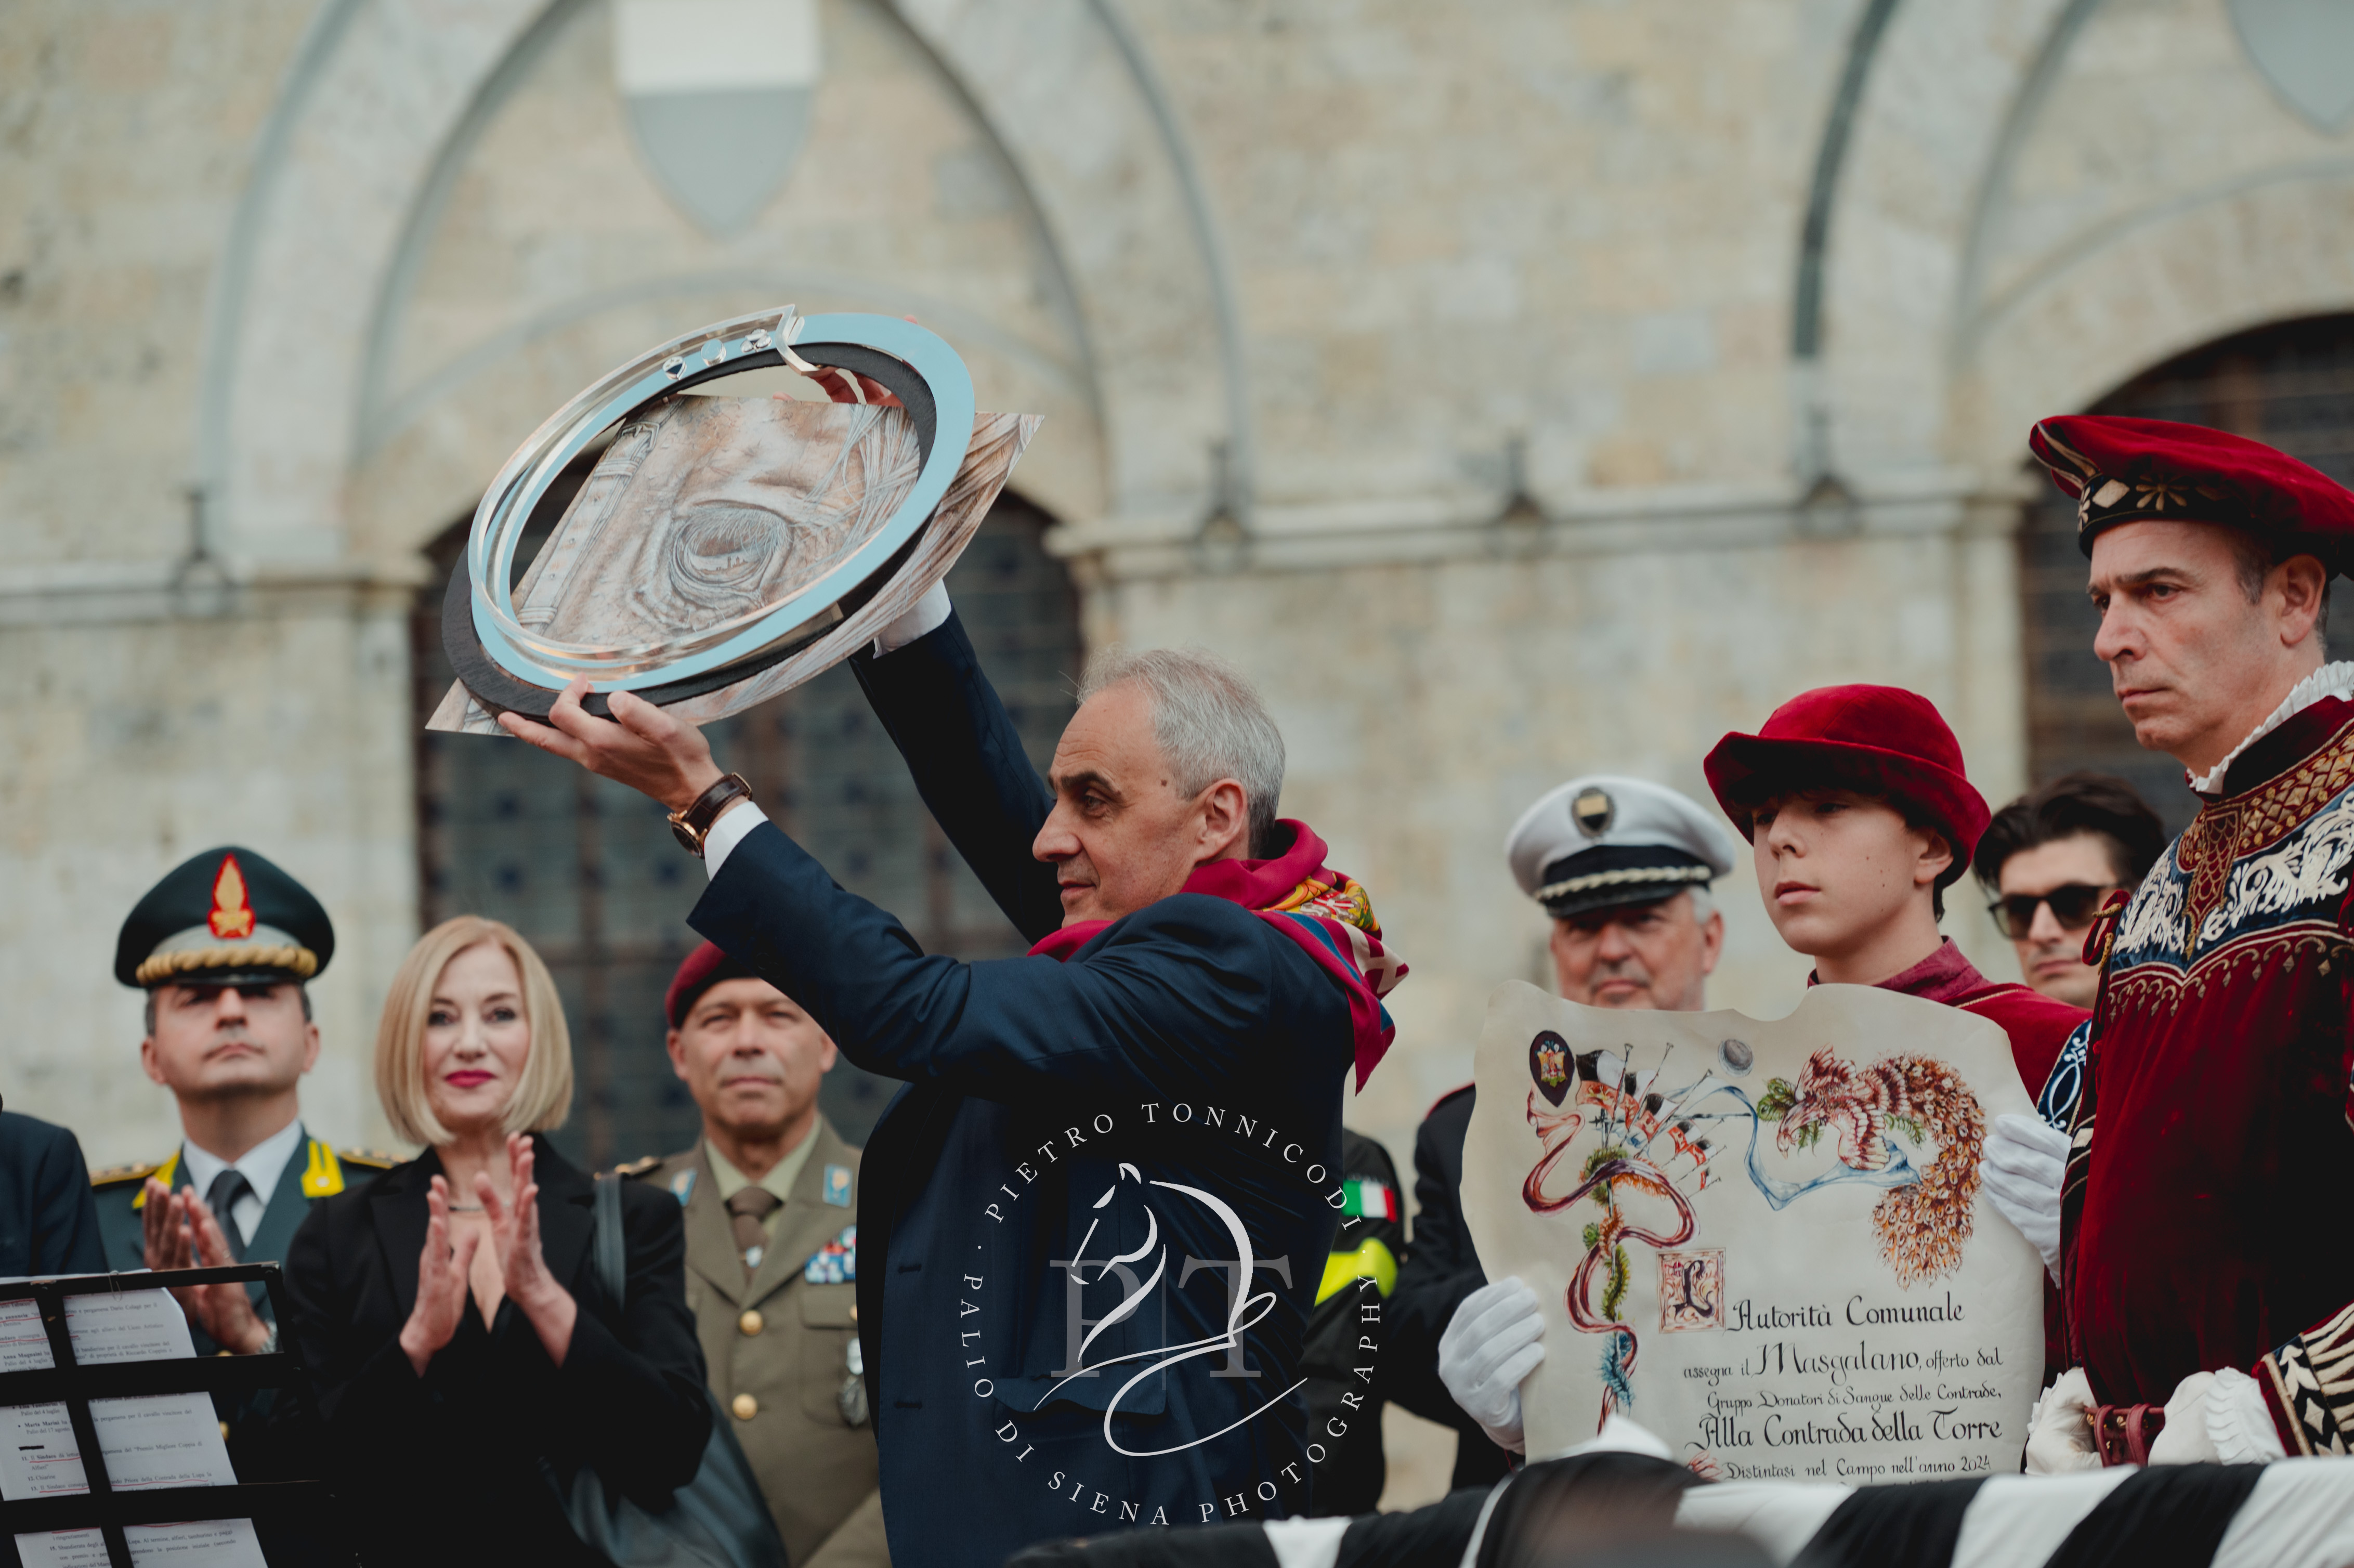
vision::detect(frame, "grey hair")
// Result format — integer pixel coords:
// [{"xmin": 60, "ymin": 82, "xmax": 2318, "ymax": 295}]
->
[
  {"xmin": 1685, "ymin": 885, "xmax": 1715, "ymax": 923},
  {"xmin": 1078, "ymin": 645, "xmax": 1287, "ymax": 855}
]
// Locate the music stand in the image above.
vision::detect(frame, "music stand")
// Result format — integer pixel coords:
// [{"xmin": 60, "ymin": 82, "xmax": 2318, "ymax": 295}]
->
[{"xmin": 0, "ymin": 1267, "xmax": 342, "ymax": 1568}]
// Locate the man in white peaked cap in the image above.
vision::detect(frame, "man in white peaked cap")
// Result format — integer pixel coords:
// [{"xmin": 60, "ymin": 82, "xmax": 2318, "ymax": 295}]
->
[
  {"xmin": 1385, "ymin": 776, "xmax": 1742, "ymax": 1482},
  {"xmin": 1503, "ymin": 774, "xmax": 1742, "ymax": 1011}
]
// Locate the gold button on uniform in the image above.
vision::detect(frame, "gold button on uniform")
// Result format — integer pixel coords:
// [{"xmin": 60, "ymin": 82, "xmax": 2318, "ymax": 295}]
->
[
  {"xmin": 731, "ymin": 1392, "xmax": 758, "ymax": 1421},
  {"xmin": 739, "ymin": 1309, "xmax": 763, "ymax": 1337},
  {"xmin": 848, "ymin": 1303, "xmax": 858, "ymax": 1323}
]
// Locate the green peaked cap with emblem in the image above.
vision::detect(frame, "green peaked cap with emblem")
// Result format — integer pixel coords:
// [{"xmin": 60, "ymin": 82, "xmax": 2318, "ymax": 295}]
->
[{"xmin": 116, "ymin": 846, "xmax": 334, "ymax": 989}]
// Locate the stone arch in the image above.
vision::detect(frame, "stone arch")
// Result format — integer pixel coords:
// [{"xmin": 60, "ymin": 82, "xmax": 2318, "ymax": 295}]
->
[
  {"xmin": 1815, "ymin": 0, "xmax": 2354, "ymax": 478},
  {"xmin": 1802, "ymin": 0, "xmax": 2080, "ymax": 478},
  {"xmin": 1954, "ymin": 177, "xmax": 2354, "ymax": 469},
  {"xmin": 200, "ymin": 0, "xmax": 1241, "ymax": 571}
]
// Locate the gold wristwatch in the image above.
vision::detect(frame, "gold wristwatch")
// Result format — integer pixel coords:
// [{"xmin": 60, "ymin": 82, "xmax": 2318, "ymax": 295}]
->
[{"xmin": 669, "ymin": 773, "xmax": 753, "ymax": 857}]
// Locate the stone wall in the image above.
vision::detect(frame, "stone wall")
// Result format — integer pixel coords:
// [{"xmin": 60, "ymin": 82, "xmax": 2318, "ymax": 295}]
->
[{"xmin": 4, "ymin": 0, "xmax": 2351, "ymax": 1249}]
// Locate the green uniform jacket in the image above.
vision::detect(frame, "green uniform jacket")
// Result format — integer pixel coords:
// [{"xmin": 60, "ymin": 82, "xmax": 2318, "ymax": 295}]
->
[
  {"xmin": 91, "ymin": 1133, "xmax": 397, "ymax": 1310},
  {"xmin": 90, "ymin": 1131, "xmax": 395, "ymax": 1477},
  {"xmin": 649, "ymin": 1119, "xmax": 888, "ymax": 1568}
]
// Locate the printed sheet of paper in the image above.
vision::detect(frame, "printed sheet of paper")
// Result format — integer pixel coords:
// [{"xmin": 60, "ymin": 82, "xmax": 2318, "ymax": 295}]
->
[
  {"xmin": 0, "ymin": 1285, "xmax": 197, "ymax": 1371},
  {"xmin": 1462, "ymin": 981, "xmax": 2044, "ymax": 1482},
  {"xmin": 1, "ymin": 1297, "xmax": 53, "ymax": 1371},
  {"xmin": 16, "ymin": 1521, "xmax": 263, "ymax": 1568},
  {"xmin": 63, "ymin": 1291, "xmax": 197, "ymax": 1365}
]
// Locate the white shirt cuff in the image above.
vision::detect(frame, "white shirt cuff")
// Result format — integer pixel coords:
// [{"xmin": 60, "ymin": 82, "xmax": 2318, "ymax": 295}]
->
[
  {"xmin": 2209, "ymin": 1366, "xmax": 2289, "ymax": 1463},
  {"xmin": 703, "ymin": 800, "xmax": 768, "ymax": 880},
  {"xmin": 871, "ymin": 581, "xmax": 951, "ymax": 658}
]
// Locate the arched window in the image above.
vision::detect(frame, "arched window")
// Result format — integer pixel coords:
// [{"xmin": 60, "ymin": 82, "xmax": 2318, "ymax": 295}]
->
[
  {"xmin": 410, "ymin": 494, "xmax": 1081, "ymax": 1167},
  {"xmin": 2020, "ymin": 313, "xmax": 2354, "ymax": 835}
]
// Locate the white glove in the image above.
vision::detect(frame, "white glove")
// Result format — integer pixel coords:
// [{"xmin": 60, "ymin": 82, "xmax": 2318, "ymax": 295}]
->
[
  {"xmin": 1439, "ymin": 1276, "xmax": 1546, "ymax": 1455},
  {"xmin": 871, "ymin": 581, "xmax": 951, "ymax": 657},
  {"xmin": 2148, "ymin": 1367, "xmax": 2288, "ymax": 1466},
  {"xmin": 1980, "ymin": 1113, "xmax": 2068, "ymax": 1278},
  {"xmin": 2024, "ymin": 1367, "xmax": 2102, "ymax": 1473}
]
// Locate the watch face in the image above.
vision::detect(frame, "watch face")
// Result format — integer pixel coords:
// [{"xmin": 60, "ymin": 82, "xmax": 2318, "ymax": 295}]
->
[{"xmin": 671, "ymin": 818, "xmax": 705, "ymax": 857}]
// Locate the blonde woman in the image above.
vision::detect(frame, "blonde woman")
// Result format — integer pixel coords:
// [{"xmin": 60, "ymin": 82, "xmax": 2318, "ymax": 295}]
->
[{"xmin": 284, "ymin": 917, "xmax": 709, "ymax": 1568}]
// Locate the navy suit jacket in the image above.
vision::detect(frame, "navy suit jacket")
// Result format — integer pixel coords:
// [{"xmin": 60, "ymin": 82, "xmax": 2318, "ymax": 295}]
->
[
  {"xmin": 0, "ymin": 1111, "xmax": 104, "ymax": 1277},
  {"xmin": 691, "ymin": 612, "xmax": 1356, "ymax": 1566}
]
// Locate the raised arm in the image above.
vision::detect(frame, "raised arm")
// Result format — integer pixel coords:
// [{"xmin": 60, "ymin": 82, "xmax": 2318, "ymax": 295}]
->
[
  {"xmin": 691, "ymin": 818, "xmax": 1348, "ymax": 1104},
  {"xmin": 849, "ymin": 608, "xmax": 1064, "ymax": 943}
]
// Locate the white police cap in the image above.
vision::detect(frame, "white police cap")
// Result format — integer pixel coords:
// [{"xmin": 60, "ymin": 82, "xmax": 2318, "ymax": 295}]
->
[{"xmin": 1505, "ymin": 775, "xmax": 1743, "ymax": 919}]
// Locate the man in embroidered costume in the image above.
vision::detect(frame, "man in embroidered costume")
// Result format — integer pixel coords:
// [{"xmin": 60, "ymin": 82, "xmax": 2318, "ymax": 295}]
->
[
  {"xmin": 504, "ymin": 586, "xmax": 1404, "ymax": 1562},
  {"xmin": 642, "ymin": 941, "xmax": 887, "ymax": 1567},
  {"xmin": 1391, "ymin": 776, "xmax": 1742, "ymax": 1482},
  {"xmin": 1991, "ymin": 416, "xmax": 2354, "ymax": 1468},
  {"xmin": 91, "ymin": 847, "xmax": 394, "ymax": 1464}
]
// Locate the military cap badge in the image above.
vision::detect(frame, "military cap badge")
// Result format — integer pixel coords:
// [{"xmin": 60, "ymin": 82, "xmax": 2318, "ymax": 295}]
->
[{"xmin": 116, "ymin": 845, "xmax": 334, "ymax": 989}]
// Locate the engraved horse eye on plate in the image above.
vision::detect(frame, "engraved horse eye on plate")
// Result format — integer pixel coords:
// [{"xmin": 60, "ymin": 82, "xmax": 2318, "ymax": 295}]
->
[
  {"xmin": 664, "ymin": 504, "xmax": 790, "ymax": 611},
  {"xmin": 1718, "ymin": 1039, "xmax": 1754, "ymax": 1077}
]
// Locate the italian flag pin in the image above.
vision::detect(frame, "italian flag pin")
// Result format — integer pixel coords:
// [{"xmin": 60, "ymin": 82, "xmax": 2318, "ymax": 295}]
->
[{"xmin": 1340, "ymin": 1178, "xmax": 1397, "ymax": 1220}]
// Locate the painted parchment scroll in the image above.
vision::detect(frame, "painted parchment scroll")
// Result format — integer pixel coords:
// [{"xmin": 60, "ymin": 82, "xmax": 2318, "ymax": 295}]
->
[{"xmin": 1462, "ymin": 981, "xmax": 2044, "ymax": 1481}]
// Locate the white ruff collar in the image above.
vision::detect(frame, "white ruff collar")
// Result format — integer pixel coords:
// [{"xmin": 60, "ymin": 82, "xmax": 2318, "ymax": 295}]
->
[{"xmin": 2188, "ymin": 660, "xmax": 2354, "ymax": 794}]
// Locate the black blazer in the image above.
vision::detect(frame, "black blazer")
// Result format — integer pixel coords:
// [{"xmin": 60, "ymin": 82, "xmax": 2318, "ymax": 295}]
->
[
  {"xmin": 0, "ymin": 1110, "xmax": 105, "ymax": 1277},
  {"xmin": 284, "ymin": 1134, "xmax": 710, "ymax": 1568}
]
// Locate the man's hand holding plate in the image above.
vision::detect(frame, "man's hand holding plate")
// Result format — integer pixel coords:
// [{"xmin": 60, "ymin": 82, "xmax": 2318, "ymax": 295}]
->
[{"xmin": 501, "ymin": 677, "xmax": 725, "ymax": 814}]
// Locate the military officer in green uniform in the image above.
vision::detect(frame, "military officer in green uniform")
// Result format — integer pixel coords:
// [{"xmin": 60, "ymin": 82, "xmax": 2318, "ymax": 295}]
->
[
  {"xmin": 90, "ymin": 846, "xmax": 394, "ymax": 1350},
  {"xmin": 637, "ymin": 941, "xmax": 887, "ymax": 1567}
]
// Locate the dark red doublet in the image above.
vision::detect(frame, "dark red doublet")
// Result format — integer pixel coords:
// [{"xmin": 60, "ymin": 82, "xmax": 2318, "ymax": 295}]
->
[{"xmin": 2062, "ymin": 697, "xmax": 2354, "ymax": 1447}]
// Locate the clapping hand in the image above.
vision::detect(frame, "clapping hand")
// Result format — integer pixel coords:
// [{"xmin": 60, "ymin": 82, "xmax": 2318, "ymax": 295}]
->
[
  {"xmin": 478, "ymin": 1134, "xmax": 577, "ymax": 1367},
  {"xmin": 140, "ymin": 1180, "xmax": 270, "ymax": 1355},
  {"xmin": 398, "ymin": 1174, "xmax": 482, "ymax": 1376}
]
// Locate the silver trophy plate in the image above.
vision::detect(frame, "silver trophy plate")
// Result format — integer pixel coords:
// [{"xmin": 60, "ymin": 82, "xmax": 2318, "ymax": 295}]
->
[{"xmin": 430, "ymin": 307, "xmax": 1039, "ymax": 731}]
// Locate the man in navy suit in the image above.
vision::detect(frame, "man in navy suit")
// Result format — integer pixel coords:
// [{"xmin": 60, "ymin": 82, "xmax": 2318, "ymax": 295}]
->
[
  {"xmin": 0, "ymin": 1101, "xmax": 106, "ymax": 1277},
  {"xmin": 507, "ymin": 590, "xmax": 1405, "ymax": 1565}
]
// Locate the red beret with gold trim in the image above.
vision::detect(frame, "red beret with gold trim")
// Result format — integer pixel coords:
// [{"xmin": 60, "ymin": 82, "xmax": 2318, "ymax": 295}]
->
[{"xmin": 2028, "ymin": 414, "xmax": 2354, "ymax": 570}]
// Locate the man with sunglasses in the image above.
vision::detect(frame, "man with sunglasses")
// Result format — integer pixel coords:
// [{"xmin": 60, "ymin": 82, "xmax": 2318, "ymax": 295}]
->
[
  {"xmin": 1972, "ymin": 773, "xmax": 2167, "ymax": 1010},
  {"xmin": 1992, "ymin": 417, "xmax": 2354, "ymax": 1470}
]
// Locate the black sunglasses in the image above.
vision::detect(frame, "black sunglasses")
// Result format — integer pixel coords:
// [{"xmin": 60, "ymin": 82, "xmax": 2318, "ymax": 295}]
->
[{"xmin": 1986, "ymin": 883, "xmax": 2114, "ymax": 940}]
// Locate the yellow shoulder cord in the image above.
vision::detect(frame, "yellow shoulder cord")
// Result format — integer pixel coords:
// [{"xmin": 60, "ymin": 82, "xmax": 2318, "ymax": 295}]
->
[
  {"xmin": 1315, "ymin": 1237, "xmax": 1400, "ymax": 1304},
  {"xmin": 130, "ymin": 1151, "xmax": 181, "ymax": 1210},
  {"xmin": 300, "ymin": 1139, "xmax": 345, "ymax": 1198}
]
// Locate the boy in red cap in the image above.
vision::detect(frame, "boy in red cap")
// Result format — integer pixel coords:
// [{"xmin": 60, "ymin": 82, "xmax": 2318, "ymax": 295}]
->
[
  {"xmin": 1701, "ymin": 684, "xmax": 2088, "ymax": 1092},
  {"xmin": 1993, "ymin": 415, "xmax": 2354, "ymax": 1468}
]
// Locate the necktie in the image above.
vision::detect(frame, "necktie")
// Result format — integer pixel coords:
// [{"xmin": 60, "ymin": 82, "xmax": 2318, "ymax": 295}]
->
[
  {"xmin": 205, "ymin": 1169, "xmax": 252, "ymax": 1262},
  {"xmin": 726, "ymin": 1187, "xmax": 781, "ymax": 1279}
]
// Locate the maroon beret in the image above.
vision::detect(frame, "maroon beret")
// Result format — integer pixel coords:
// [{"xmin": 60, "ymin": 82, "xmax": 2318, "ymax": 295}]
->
[
  {"xmin": 1703, "ymin": 685, "xmax": 1991, "ymax": 884},
  {"xmin": 2028, "ymin": 415, "xmax": 2354, "ymax": 570},
  {"xmin": 664, "ymin": 941, "xmax": 752, "ymax": 1028}
]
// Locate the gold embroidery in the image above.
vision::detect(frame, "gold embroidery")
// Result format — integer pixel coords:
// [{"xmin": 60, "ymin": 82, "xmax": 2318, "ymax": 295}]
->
[{"xmin": 2174, "ymin": 716, "xmax": 2354, "ymax": 944}]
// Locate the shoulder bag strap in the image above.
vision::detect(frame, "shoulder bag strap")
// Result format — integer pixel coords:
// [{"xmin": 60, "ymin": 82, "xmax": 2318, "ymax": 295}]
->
[{"xmin": 592, "ymin": 1172, "xmax": 626, "ymax": 1308}]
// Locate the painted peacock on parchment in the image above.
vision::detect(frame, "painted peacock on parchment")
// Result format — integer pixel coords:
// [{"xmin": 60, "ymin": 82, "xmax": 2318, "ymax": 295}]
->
[{"xmin": 1756, "ymin": 1047, "xmax": 1985, "ymax": 1285}]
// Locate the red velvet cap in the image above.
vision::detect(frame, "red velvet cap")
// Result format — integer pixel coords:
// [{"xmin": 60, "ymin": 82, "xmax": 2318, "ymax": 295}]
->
[
  {"xmin": 2028, "ymin": 415, "xmax": 2354, "ymax": 570},
  {"xmin": 664, "ymin": 940, "xmax": 751, "ymax": 1028},
  {"xmin": 1703, "ymin": 686, "xmax": 1991, "ymax": 882}
]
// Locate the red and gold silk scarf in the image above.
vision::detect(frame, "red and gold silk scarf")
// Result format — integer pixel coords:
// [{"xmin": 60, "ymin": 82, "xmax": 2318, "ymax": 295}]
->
[{"xmin": 1027, "ymin": 820, "xmax": 1406, "ymax": 1089}]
